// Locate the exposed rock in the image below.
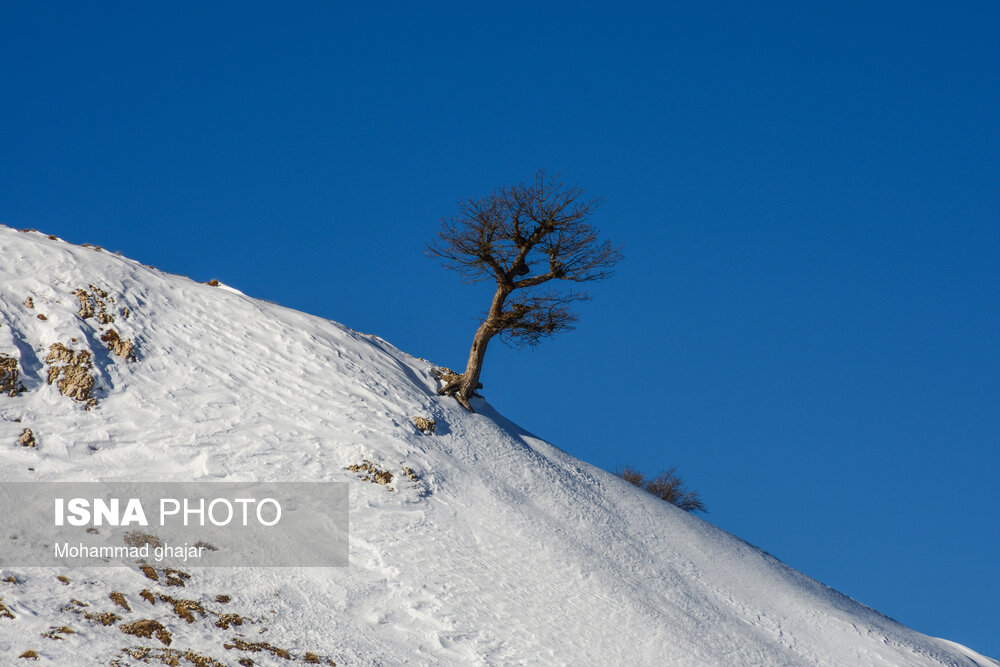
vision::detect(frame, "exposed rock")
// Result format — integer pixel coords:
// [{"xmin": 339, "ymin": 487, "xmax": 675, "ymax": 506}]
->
[
  {"xmin": 413, "ymin": 416, "xmax": 436, "ymax": 434},
  {"xmin": 97, "ymin": 305, "xmax": 114, "ymax": 325},
  {"xmin": 23, "ymin": 297, "xmax": 33, "ymax": 309},
  {"xmin": 348, "ymin": 459, "xmax": 394, "ymax": 487},
  {"xmin": 45, "ymin": 343, "xmax": 97, "ymax": 409},
  {"xmin": 0, "ymin": 354, "xmax": 25, "ymax": 397},
  {"xmin": 73, "ymin": 289, "xmax": 95, "ymax": 319},
  {"xmin": 18, "ymin": 428, "xmax": 36, "ymax": 448},
  {"xmin": 100, "ymin": 328, "xmax": 136, "ymax": 361}
]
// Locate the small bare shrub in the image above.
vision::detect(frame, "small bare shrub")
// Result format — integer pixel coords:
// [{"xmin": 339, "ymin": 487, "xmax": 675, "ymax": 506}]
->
[{"xmin": 616, "ymin": 465, "xmax": 706, "ymax": 513}]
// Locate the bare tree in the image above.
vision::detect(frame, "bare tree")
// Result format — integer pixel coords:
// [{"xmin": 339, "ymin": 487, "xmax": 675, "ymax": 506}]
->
[{"xmin": 428, "ymin": 171, "xmax": 622, "ymax": 411}]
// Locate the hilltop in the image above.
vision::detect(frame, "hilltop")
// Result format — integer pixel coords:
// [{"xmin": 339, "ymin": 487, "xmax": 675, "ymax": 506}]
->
[{"xmin": 0, "ymin": 226, "xmax": 994, "ymax": 666}]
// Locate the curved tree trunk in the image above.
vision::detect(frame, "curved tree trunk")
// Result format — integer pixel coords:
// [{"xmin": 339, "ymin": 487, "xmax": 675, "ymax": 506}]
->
[{"xmin": 439, "ymin": 284, "xmax": 509, "ymax": 411}]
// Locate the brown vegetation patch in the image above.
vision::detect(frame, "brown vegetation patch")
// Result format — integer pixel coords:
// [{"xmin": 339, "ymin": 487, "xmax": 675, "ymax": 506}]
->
[
  {"xmin": 1, "ymin": 354, "xmax": 25, "ymax": 396},
  {"xmin": 85, "ymin": 611, "xmax": 120, "ymax": 626},
  {"xmin": 115, "ymin": 647, "xmax": 226, "ymax": 667},
  {"xmin": 214, "ymin": 595, "xmax": 230, "ymax": 604},
  {"xmin": 223, "ymin": 638, "xmax": 292, "ymax": 660},
  {"xmin": 3, "ymin": 575, "xmax": 19, "ymax": 584},
  {"xmin": 111, "ymin": 591, "xmax": 131, "ymax": 612},
  {"xmin": 36, "ymin": 314, "xmax": 47, "ymax": 320},
  {"xmin": 413, "ymin": 416, "xmax": 435, "ymax": 434},
  {"xmin": 70, "ymin": 599, "xmax": 89, "ymax": 607},
  {"xmin": 18, "ymin": 650, "xmax": 38, "ymax": 660},
  {"xmin": 121, "ymin": 619, "xmax": 172, "ymax": 646},
  {"xmin": 214, "ymin": 613, "xmax": 244, "ymax": 629},
  {"xmin": 140, "ymin": 589, "xmax": 156, "ymax": 605},
  {"xmin": 45, "ymin": 343, "xmax": 97, "ymax": 409},
  {"xmin": 155, "ymin": 593, "xmax": 206, "ymax": 624},
  {"xmin": 19, "ymin": 428, "xmax": 36, "ymax": 448},
  {"xmin": 127, "ymin": 532, "xmax": 163, "ymax": 549},
  {"xmin": 122, "ymin": 306, "xmax": 132, "ymax": 319},
  {"xmin": 41, "ymin": 625, "xmax": 75, "ymax": 640},
  {"xmin": 23, "ymin": 297, "xmax": 34, "ymax": 309},
  {"xmin": 402, "ymin": 466, "xmax": 420, "ymax": 482},
  {"xmin": 139, "ymin": 564, "xmax": 190, "ymax": 586},
  {"xmin": 347, "ymin": 459, "xmax": 393, "ymax": 487},
  {"xmin": 205, "ymin": 279, "xmax": 221, "ymax": 287},
  {"xmin": 1, "ymin": 598, "xmax": 15, "ymax": 619},
  {"xmin": 57, "ymin": 575, "xmax": 71, "ymax": 585},
  {"xmin": 164, "ymin": 569, "xmax": 191, "ymax": 587}
]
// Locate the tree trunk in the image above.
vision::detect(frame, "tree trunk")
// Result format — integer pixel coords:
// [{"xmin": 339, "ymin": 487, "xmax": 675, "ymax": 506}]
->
[{"xmin": 439, "ymin": 284, "xmax": 508, "ymax": 411}]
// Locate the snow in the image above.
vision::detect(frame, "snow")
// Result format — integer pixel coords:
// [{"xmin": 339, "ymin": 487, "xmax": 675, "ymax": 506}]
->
[{"xmin": 0, "ymin": 225, "xmax": 995, "ymax": 666}]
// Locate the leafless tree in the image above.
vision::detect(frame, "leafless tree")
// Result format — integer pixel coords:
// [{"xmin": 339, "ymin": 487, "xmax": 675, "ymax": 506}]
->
[{"xmin": 428, "ymin": 171, "xmax": 622, "ymax": 411}]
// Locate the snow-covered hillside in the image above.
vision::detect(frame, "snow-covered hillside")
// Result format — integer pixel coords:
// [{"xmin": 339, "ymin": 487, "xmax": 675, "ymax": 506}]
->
[{"xmin": 0, "ymin": 226, "xmax": 995, "ymax": 666}]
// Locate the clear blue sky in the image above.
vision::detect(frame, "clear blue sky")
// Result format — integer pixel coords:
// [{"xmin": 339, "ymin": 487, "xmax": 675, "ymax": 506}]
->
[{"xmin": 3, "ymin": 1, "xmax": 998, "ymax": 657}]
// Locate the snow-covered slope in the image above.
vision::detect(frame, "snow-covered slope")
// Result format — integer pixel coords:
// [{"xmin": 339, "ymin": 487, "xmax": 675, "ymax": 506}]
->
[{"xmin": 0, "ymin": 226, "xmax": 994, "ymax": 666}]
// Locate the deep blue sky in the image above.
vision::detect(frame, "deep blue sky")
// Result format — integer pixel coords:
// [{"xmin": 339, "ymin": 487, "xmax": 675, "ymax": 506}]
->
[{"xmin": 3, "ymin": 1, "xmax": 998, "ymax": 657}]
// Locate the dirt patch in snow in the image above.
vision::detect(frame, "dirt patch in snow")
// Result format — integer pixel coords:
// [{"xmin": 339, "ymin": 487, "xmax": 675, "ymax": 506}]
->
[
  {"xmin": 223, "ymin": 637, "xmax": 291, "ymax": 660},
  {"xmin": 84, "ymin": 611, "xmax": 120, "ymax": 626},
  {"xmin": 41, "ymin": 625, "xmax": 75, "ymax": 640},
  {"xmin": 121, "ymin": 619, "xmax": 172, "ymax": 646},
  {"xmin": 148, "ymin": 592, "xmax": 207, "ymax": 624},
  {"xmin": 110, "ymin": 592, "xmax": 131, "ymax": 612},
  {"xmin": 127, "ymin": 533, "xmax": 163, "ymax": 550},
  {"xmin": 113, "ymin": 647, "xmax": 227, "ymax": 667}
]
